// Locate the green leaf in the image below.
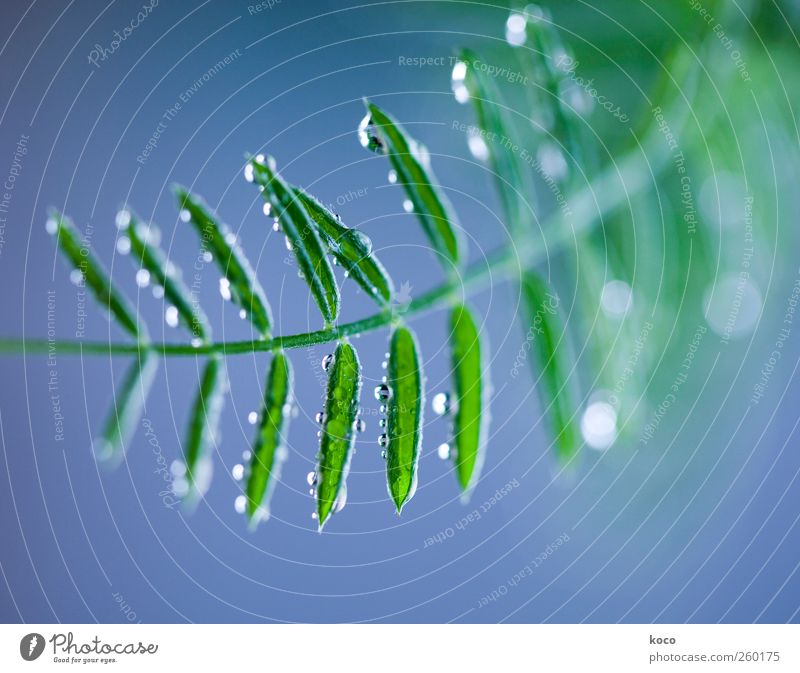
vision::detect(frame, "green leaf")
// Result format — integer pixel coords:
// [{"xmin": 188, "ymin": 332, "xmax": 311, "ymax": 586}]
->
[
  {"xmin": 292, "ymin": 187, "xmax": 394, "ymax": 306},
  {"xmin": 385, "ymin": 326, "xmax": 424, "ymax": 513},
  {"xmin": 520, "ymin": 270, "xmax": 579, "ymax": 461},
  {"xmin": 454, "ymin": 49, "xmax": 531, "ymax": 232},
  {"xmin": 94, "ymin": 352, "xmax": 158, "ymax": 465},
  {"xmin": 362, "ymin": 100, "xmax": 465, "ymax": 271},
  {"xmin": 174, "ymin": 187, "xmax": 273, "ymax": 337},
  {"xmin": 245, "ymin": 352, "xmax": 293, "ymax": 525},
  {"xmin": 46, "ymin": 211, "xmax": 145, "ymax": 340},
  {"xmin": 315, "ymin": 341, "xmax": 361, "ymax": 530},
  {"xmin": 250, "ymin": 157, "xmax": 340, "ymax": 324},
  {"xmin": 181, "ymin": 356, "xmax": 226, "ymax": 502},
  {"xmin": 118, "ymin": 210, "xmax": 211, "ymax": 342},
  {"xmin": 449, "ymin": 304, "xmax": 489, "ymax": 496}
]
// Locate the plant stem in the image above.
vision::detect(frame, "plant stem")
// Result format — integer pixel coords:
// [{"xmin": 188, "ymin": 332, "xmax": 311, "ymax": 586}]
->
[{"xmin": 0, "ymin": 139, "xmax": 661, "ymax": 360}]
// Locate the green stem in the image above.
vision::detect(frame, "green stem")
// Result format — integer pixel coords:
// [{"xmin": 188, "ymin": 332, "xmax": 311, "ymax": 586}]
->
[{"xmin": 0, "ymin": 140, "xmax": 658, "ymax": 360}]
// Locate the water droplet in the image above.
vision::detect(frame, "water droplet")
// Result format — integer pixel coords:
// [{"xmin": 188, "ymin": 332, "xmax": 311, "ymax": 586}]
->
[
  {"xmin": 451, "ymin": 60, "xmax": 470, "ymax": 103},
  {"xmin": 242, "ymin": 450, "xmax": 252, "ymax": 461},
  {"xmin": 311, "ymin": 512, "xmax": 318, "ymax": 520},
  {"xmin": 116, "ymin": 236, "xmax": 131, "ymax": 255},
  {"xmin": 505, "ymin": 12, "xmax": 527, "ymax": 46},
  {"xmin": 262, "ymin": 202, "xmax": 272, "ymax": 217},
  {"xmin": 322, "ymin": 353, "xmax": 335, "ymax": 372},
  {"xmin": 244, "ymin": 164, "xmax": 255, "ymax": 183},
  {"xmin": 581, "ymin": 401, "xmax": 618, "ymax": 450},
  {"xmin": 388, "ymin": 169, "xmax": 397, "ymax": 184},
  {"xmin": 537, "ymin": 143, "xmax": 568, "ymax": 182},
  {"xmin": 170, "ymin": 460, "xmax": 187, "ymax": 477},
  {"xmin": 152, "ymin": 285, "xmax": 165, "ymax": 299},
  {"xmin": 165, "ymin": 305, "xmax": 179, "ymax": 328},
  {"xmin": 402, "ymin": 199, "xmax": 414, "ymax": 213},
  {"xmin": 354, "ymin": 418, "xmax": 366, "ymax": 433},
  {"xmin": 353, "ymin": 230, "xmax": 373, "ymax": 254},
  {"xmin": 374, "ymin": 383, "xmax": 392, "ymax": 402},
  {"xmin": 69, "ymin": 269, "xmax": 84, "ymax": 286},
  {"xmin": 45, "ymin": 218, "xmax": 58, "ymax": 235},
  {"xmin": 601, "ymin": 280, "xmax": 633, "ymax": 318},
  {"xmin": 306, "ymin": 471, "xmax": 317, "ymax": 486},
  {"xmin": 285, "ymin": 236, "xmax": 293, "ymax": 251},
  {"xmin": 232, "ymin": 464, "xmax": 245, "ymax": 480},
  {"xmin": 115, "ymin": 210, "xmax": 132, "ymax": 229},
  {"xmin": 135, "ymin": 268, "xmax": 151, "ymax": 288},
  {"xmin": 191, "ymin": 337, "xmax": 202, "ymax": 348},
  {"xmin": 378, "ymin": 433, "xmax": 389, "ymax": 448},
  {"xmin": 179, "ymin": 209, "xmax": 191, "ymax": 223},
  {"xmin": 272, "ymin": 218, "xmax": 280, "ymax": 232},
  {"xmin": 467, "ymin": 131, "xmax": 490, "ymax": 162},
  {"xmin": 219, "ymin": 277, "xmax": 232, "ymax": 301},
  {"xmin": 437, "ymin": 443, "xmax": 451, "ymax": 460},
  {"xmin": 357, "ymin": 113, "xmax": 384, "ymax": 153},
  {"xmin": 234, "ymin": 495, "xmax": 247, "ymax": 514},
  {"xmin": 202, "ymin": 250, "xmax": 212, "ymax": 263},
  {"xmin": 224, "ymin": 231, "xmax": 237, "ymax": 246},
  {"xmin": 315, "ymin": 411, "xmax": 326, "ymax": 424},
  {"xmin": 379, "ymin": 418, "xmax": 387, "ymax": 428},
  {"xmin": 380, "ymin": 450, "xmax": 387, "ymax": 460},
  {"xmin": 333, "ymin": 484, "xmax": 347, "ymax": 513},
  {"xmin": 239, "ymin": 308, "xmax": 247, "ymax": 320},
  {"xmin": 432, "ymin": 392, "xmax": 452, "ymax": 416},
  {"xmin": 248, "ymin": 411, "xmax": 259, "ymax": 425}
]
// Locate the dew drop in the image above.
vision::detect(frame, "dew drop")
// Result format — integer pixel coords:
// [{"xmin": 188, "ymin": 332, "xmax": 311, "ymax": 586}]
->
[
  {"xmin": 311, "ymin": 512, "xmax": 318, "ymax": 520},
  {"xmin": 332, "ymin": 484, "xmax": 347, "ymax": 513},
  {"xmin": 378, "ymin": 433, "xmax": 389, "ymax": 448},
  {"xmin": 243, "ymin": 164, "xmax": 255, "ymax": 183},
  {"xmin": 224, "ymin": 231, "xmax": 237, "ymax": 246},
  {"xmin": 322, "ymin": 353, "xmax": 335, "ymax": 372},
  {"xmin": 69, "ymin": 269, "xmax": 84, "ymax": 286},
  {"xmin": 232, "ymin": 463, "xmax": 245, "ymax": 480},
  {"xmin": 239, "ymin": 308, "xmax": 247, "ymax": 320},
  {"xmin": 374, "ymin": 383, "xmax": 392, "ymax": 402},
  {"xmin": 379, "ymin": 418, "xmax": 387, "ymax": 428},
  {"xmin": 262, "ymin": 202, "xmax": 272, "ymax": 217},
  {"xmin": 165, "ymin": 305, "xmax": 179, "ymax": 328},
  {"xmin": 505, "ymin": 12, "xmax": 527, "ymax": 46},
  {"xmin": 451, "ymin": 60, "xmax": 469, "ymax": 103},
  {"xmin": 432, "ymin": 392, "xmax": 452, "ymax": 416},
  {"xmin": 402, "ymin": 199, "xmax": 414, "ymax": 213},
  {"xmin": 152, "ymin": 285, "xmax": 165, "ymax": 299},
  {"xmin": 234, "ymin": 495, "xmax": 247, "ymax": 514},
  {"xmin": 202, "ymin": 250, "xmax": 213, "ymax": 263},
  {"xmin": 135, "ymin": 268, "xmax": 151, "ymax": 288},
  {"xmin": 272, "ymin": 218, "xmax": 280, "ymax": 232},
  {"xmin": 307, "ymin": 471, "xmax": 317, "ymax": 486},
  {"xmin": 45, "ymin": 218, "xmax": 58, "ymax": 235},
  {"xmin": 352, "ymin": 230, "xmax": 373, "ymax": 254},
  {"xmin": 437, "ymin": 442, "xmax": 451, "ymax": 460},
  {"xmin": 388, "ymin": 169, "xmax": 397, "ymax": 184},
  {"xmin": 467, "ymin": 131, "xmax": 490, "ymax": 162},
  {"xmin": 116, "ymin": 236, "xmax": 131, "ymax": 255},
  {"xmin": 580, "ymin": 401, "xmax": 618, "ymax": 450},
  {"xmin": 357, "ymin": 113, "xmax": 384, "ymax": 153},
  {"xmin": 380, "ymin": 450, "xmax": 387, "ymax": 460},
  {"xmin": 315, "ymin": 411, "xmax": 326, "ymax": 424},
  {"xmin": 247, "ymin": 411, "xmax": 259, "ymax": 425},
  {"xmin": 191, "ymin": 337, "xmax": 202, "ymax": 348},
  {"xmin": 179, "ymin": 209, "xmax": 191, "ymax": 223},
  {"xmin": 354, "ymin": 418, "xmax": 366, "ymax": 433},
  {"xmin": 219, "ymin": 277, "xmax": 232, "ymax": 301},
  {"xmin": 115, "ymin": 210, "xmax": 132, "ymax": 229}
]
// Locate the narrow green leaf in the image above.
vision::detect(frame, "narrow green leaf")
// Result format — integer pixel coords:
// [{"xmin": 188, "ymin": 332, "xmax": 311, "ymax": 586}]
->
[
  {"xmin": 292, "ymin": 187, "xmax": 394, "ymax": 306},
  {"xmin": 250, "ymin": 157, "xmax": 340, "ymax": 324},
  {"xmin": 94, "ymin": 351, "xmax": 158, "ymax": 465},
  {"xmin": 181, "ymin": 356, "xmax": 226, "ymax": 502},
  {"xmin": 46, "ymin": 211, "xmax": 144, "ymax": 340},
  {"xmin": 362, "ymin": 100, "xmax": 465, "ymax": 270},
  {"xmin": 118, "ymin": 210, "xmax": 211, "ymax": 342},
  {"xmin": 385, "ymin": 326, "xmax": 424, "ymax": 513},
  {"xmin": 315, "ymin": 341, "xmax": 361, "ymax": 530},
  {"xmin": 174, "ymin": 187, "xmax": 273, "ymax": 336},
  {"xmin": 454, "ymin": 49, "xmax": 531, "ymax": 232},
  {"xmin": 245, "ymin": 352, "xmax": 293, "ymax": 525},
  {"xmin": 520, "ymin": 270, "xmax": 579, "ymax": 461},
  {"xmin": 449, "ymin": 304, "xmax": 489, "ymax": 497}
]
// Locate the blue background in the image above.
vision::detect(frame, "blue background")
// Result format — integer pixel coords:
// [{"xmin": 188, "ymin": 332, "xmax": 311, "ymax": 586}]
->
[{"xmin": 1, "ymin": 0, "xmax": 799, "ymax": 623}]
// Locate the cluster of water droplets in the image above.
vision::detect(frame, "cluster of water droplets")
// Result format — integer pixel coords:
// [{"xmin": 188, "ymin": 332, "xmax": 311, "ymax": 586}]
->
[
  {"xmin": 373, "ymin": 357, "xmax": 394, "ymax": 458},
  {"xmin": 431, "ymin": 391, "xmax": 456, "ymax": 460}
]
